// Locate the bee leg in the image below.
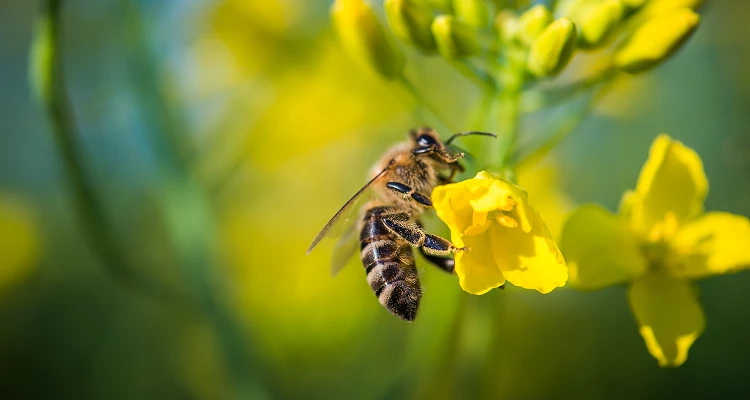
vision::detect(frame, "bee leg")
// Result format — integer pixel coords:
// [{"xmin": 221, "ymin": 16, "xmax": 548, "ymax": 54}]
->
[
  {"xmin": 386, "ymin": 182, "xmax": 433, "ymax": 207},
  {"xmin": 421, "ymin": 233, "xmax": 467, "ymax": 256},
  {"xmin": 418, "ymin": 247, "xmax": 455, "ymax": 273},
  {"xmin": 382, "ymin": 213, "xmax": 466, "ymax": 256},
  {"xmin": 438, "ymin": 162, "xmax": 465, "ymax": 184},
  {"xmin": 414, "ymin": 220, "xmax": 455, "ymax": 273},
  {"xmin": 381, "ymin": 212, "xmax": 426, "ymax": 246}
]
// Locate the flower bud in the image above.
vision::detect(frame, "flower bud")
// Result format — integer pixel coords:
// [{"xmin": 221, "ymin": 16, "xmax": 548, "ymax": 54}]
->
[
  {"xmin": 331, "ymin": 0, "xmax": 406, "ymax": 79},
  {"xmin": 431, "ymin": 15, "xmax": 480, "ymax": 59},
  {"xmin": 577, "ymin": 0, "xmax": 624, "ymax": 49},
  {"xmin": 453, "ymin": 0, "xmax": 490, "ymax": 28},
  {"xmin": 495, "ymin": 10, "xmax": 521, "ymax": 43},
  {"xmin": 640, "ymin": 0, "xmax": 705, "ymax": 18},
  {"xmin": 517, "ymin": 4, "xmax": 553, "ymax": 45},
  {"xmin": 385, "ymin": 0, "xmax": 437, "ymax": 53},
  {"xmin": 615, "ymin": 8, "xmax": 699, "ymax": 74},
  {"xmin": 527, "ymin": 18, "xmax": 577, "ymax": 77}
]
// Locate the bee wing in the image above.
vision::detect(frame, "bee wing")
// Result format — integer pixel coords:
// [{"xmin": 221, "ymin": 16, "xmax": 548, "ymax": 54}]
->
[
  {"xmin": 329, "ymin": 221, "xmax": 360, "ymax": 277},
  {"xmin": 306, "ymin": 162, "xmax": 392, "ymax": 256}
]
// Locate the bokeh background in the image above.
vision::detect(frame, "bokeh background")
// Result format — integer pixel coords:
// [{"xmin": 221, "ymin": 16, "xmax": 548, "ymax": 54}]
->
[{"xmin": 1, "ymin": 0, "xmax": 749, "ymax": 399}]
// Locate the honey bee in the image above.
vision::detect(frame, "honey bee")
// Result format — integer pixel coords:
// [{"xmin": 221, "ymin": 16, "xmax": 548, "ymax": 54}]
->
[{"xmin": 307, "ymin": 127, "xmax": 495, "ymax": 321}]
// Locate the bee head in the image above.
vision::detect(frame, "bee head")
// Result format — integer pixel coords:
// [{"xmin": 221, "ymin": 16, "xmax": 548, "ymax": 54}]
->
[
  {"xmin": 409, "ymin": 127, "xmax": 444, "ymax": 155},
  {"xmin": 409, "ymin": 127, "xmax": 496, "ymax": 160}
]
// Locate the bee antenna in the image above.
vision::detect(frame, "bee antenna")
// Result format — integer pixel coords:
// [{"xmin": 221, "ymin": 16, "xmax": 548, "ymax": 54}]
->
[{"xmin": 445, "ymin": 131, "xmax": 497, "ymax": 145}]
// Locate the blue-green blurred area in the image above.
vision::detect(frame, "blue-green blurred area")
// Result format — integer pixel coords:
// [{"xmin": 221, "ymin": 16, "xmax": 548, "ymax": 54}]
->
[{"xmin": 1, "ymin": 0, "xmax": 749, "ymax": 399}]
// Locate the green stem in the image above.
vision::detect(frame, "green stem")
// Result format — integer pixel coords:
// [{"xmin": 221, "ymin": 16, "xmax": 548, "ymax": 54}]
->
[
  {"xmin": 125, "ymin": 3, "xmax": 264, "ymax": 397},
  {"xmin": 514, "ymin": 82, "xmax": 615, "ymax": 171},
  {"xmin": 488, "ymin": 46, "xmax": 526, "ymax": 174},
  {"xmin": 33, "ymin": 0, "xmax": 183, "ymax": 303},
  {"xmin": 522, "ymin": 66, "xmax": 616, "ymax": 113},
  {"xmin": 449, "ymin": 60, "xmax": 497, "ymax": 92},
  {"xmin": 397, "ymin": 75, "xmax": 456, "ymax": 132}
]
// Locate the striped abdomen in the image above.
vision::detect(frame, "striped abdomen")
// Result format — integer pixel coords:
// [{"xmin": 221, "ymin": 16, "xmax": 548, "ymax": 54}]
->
[{"xmin": 360, "ymin": 207, "xmax": 421, "ymax": 322}]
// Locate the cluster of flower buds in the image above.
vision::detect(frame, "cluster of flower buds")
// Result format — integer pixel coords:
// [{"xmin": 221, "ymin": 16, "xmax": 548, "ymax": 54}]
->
[{"xmin": 331, "ymin": 0, "xmax": 704, "ymax": 81}]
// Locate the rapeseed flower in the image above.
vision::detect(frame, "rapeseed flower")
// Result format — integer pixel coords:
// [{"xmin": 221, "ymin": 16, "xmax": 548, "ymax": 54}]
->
[
  {"xmin": 561, "ymin": 134, "xmax": 750, "ymax": 367},
  {"xmin": 432, "ymin": 171, "xmax": 567, "ymax": 295}
]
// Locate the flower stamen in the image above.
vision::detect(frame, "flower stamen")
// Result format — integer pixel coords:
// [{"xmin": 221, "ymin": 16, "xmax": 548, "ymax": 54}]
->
[{"xmin": 497, "ymin": 214, "xmax": 519, "ymax": 228}]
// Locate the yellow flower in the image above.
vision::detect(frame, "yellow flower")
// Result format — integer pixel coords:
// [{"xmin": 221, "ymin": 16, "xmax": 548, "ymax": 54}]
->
[
  {"xmin": 561, "ymin": 134, "xmax": 750, "ymax": 367},
  {"xmin": 432, "ymin": 171, "xmax": 567, "ymax": 295}
]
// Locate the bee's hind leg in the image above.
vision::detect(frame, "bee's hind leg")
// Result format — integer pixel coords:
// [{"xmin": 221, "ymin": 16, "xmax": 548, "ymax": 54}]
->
[
  {"xmin": 381, "ymin": 213, "xmax": 466, "ymax": 265},
  {"xmin": 414, "ymin": 220, "xmax": 455, "ymax": 273},
  {"xmin": 419, "ymin": 247, "xmax": 455, "ymax": 273}
]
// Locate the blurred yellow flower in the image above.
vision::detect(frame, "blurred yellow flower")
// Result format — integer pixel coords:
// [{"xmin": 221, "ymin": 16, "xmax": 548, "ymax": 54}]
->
[
  {"xmin": 562, "ymin": 134, "xmax": 750, "ymax": 367},
  {"xmin": 0, "ymin": 195, "xmax": 39, "ymax": 296},
  {"xmin": 331, "ymin": 0, "xmax": 406, "ymax": 79},
  {"xmin": 432, "ymin": 171, "xmax": 568, "ymax": 295}
]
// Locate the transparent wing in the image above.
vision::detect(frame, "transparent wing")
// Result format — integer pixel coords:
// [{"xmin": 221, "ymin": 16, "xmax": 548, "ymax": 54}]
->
[
  {"xmin": 329, "ymin": 220, "xmax": 360, "ymax": 277},
  {"xmin": 306, "ymin": 162, "xmax": 392, "ymax": 256}
]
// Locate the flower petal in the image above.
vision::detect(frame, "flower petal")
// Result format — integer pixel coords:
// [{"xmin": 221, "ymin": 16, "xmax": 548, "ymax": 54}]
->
[
  {"xmin": 670, "ymin": 212, "xmax": 750, "ymax": 279},
  {"xmin": 630, "ymin": 134, "xmax": 708, "ymax": 235},
  {"xmin": 628, "ymin": 272, "xmax": 705, "ymax": 367},
  {"xmin": 432, "ymin": 183, "xmax": 473, "ymax": 234},
  {"xmin": 618, "ymin": 189, "xmax": 636, "ymax": 220},
  {"xmin": 467, "ymin": 179, "xmax": 516, "ymax": 214},
  {"xmin": 452, "ymin": 231, "xmax": 506, "ymax": 295},
  {"xmin": 464, "ymin": 210, "xmax": 492, "ymax": 236},
  {"xmin": 490, "ymin": 204, "xmax": 567, "ymax": 294},
  {"xmin": 561, "ymin": 205, "xmax": 647, "ymax": 291}
]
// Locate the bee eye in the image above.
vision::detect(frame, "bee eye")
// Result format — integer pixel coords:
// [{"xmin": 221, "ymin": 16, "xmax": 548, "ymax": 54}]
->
[{"xmin": 417, "ymin": 135, "xmax": 437, "ymax": 147}]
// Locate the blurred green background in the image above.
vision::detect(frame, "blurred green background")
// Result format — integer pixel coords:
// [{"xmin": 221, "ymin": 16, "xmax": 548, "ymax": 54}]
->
[{"xmin": 1, "ymin": 0, "xmax": 749, "ymax": 399}]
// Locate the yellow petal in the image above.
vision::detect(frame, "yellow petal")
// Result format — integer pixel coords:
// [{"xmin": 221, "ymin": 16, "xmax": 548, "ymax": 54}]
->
[
  {"xmin": 671, "ymin": 212, "xmax": 750, "ymax": 279},
  {"xmin": 466, "ymin": 179, "xmax": 516, "ymax": 214},
  {"xmin": 628, "ymin": 272, "xmax": 705, "ymax": 367},
  {"xmin": 464, "ymin": 210, "xmax": 492, "ymax": 236},
  {"xmin": 618, "ymin": 189, "xmax": 636, "ymax": 219},
  {"xmin": 432, "ymin": 183, "xmax": 474, "ymax": 234},
  {"xmin": 631, "ymin": 134, "xmax": 708, "ymax": 236},
  {"xmin": 490, "ymin": 204, "xmax": 567, "ymax": 294},
  {"xmin": 561, "ymin": 205, "xmax": 647, "ymax": 291},
  {"xmin": 452, "ymin": 231, "xmax": 506, "ymax": 295}
]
